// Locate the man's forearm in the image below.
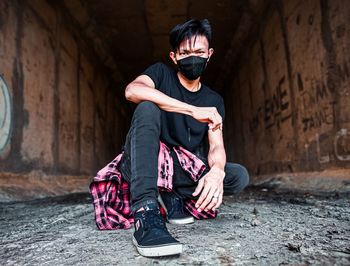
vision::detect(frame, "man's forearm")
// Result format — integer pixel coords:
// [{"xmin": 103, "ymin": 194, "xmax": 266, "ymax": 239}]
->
[
  {"xmin": 125, "ymin": 83, "xmax": 195, "ymax": 116},
  {"xmin": 208, "ymin": 145, "xmax": 226, "ymax": 172}
]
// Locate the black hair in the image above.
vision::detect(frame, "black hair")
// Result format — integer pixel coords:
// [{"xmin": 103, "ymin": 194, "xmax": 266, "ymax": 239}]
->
[{"xmin": 169, "ymin": 19, "xmax": 212, "ymax": 51}]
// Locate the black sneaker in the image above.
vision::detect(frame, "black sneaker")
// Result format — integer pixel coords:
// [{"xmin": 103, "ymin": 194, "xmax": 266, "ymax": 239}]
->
[
  {"xmin": 132, "ymin": 204, "xmax": 183, "ymax": 257},
  {"xmin": 158, "ymin": 191, "xmax": 195, "ymax": 225}
]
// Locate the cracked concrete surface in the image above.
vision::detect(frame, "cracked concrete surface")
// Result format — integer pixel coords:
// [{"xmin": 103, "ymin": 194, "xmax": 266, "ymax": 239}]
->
[{"xmin": 0, "ymin": 188, "xmax": 349, "ymax": 265}]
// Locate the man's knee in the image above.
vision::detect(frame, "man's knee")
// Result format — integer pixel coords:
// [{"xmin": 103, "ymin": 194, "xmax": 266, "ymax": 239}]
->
[
  {"xmin": 224, "ymin": 163, "xmax": 250, "ymax": 194},
  {"xmin": 136, "ymin": 101, "xmax": 160, "ymax": 112},
  {"xmin": 133, "ymin": 101, "xmax": 161, "ymax": 123},
  {"xmin": 238, "ymin": 165, "xmax": 250, "ymax": 190}
]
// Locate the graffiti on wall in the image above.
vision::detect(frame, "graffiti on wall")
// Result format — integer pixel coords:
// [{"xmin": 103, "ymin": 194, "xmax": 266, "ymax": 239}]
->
[
  {"xmin": 305, "ymin": 128, "xmax": 350, "ymax": 164},
  {"xmin": 249, "ymin": 75, "xmax": 292, "ymax": 133},
  {"xmin": 297, "ymin": 74, "xmax": 336, "ymax": 132},
  {"xmin": 0, "ymin": 75, "xmax": 12, "ymax": 154},
  {"xmin": 249, "ymin": 57, "xmax": 349, "ymax": 134},
  {"xmin": 298, "ymin": 56, "xmax": 350, "ymax": 133},
  {"xmin": 298, "ymin": 74, "xmax": 336, "ymax": 132}
]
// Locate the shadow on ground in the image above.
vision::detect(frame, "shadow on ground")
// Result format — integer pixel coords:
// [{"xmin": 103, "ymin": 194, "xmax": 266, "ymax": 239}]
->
[{"xmin": 0, "ymin": 187, "xmax": 349, "ymax": 265}]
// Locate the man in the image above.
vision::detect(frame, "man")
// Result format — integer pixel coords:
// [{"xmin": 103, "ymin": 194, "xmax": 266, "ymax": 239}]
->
[
  {"xmin": 97, "ymin": 19, "xmax": 249, "ymax": 257},
  {"xmin": 120, "ymin": 18, "xmax": 249, "ymax": 257}
]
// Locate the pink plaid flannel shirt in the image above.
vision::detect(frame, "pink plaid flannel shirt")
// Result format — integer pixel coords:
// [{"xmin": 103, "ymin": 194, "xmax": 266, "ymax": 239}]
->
[{"xmin": 90, "ymin": 141, "xmax": 217, "ymax": 230}]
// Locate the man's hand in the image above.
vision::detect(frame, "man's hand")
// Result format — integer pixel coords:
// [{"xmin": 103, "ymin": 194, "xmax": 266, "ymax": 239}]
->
[
  {"xmin": 191, "ymin": 106, "xmax": 222, "ymax": 131},
  {"xmin": 192, "ymin": 167, "xmax": 225, "ymax": 212}
]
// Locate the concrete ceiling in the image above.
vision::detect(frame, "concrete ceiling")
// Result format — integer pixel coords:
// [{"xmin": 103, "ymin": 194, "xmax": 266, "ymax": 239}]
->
[{"xmin": 64, "ymin": 0, "xmax": 271, "ymax": 90}]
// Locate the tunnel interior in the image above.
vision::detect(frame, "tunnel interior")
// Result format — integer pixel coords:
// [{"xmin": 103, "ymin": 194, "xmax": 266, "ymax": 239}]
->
[{"xmin": 0, "ymin": 0, "xmax": 349, "ymax": 201}]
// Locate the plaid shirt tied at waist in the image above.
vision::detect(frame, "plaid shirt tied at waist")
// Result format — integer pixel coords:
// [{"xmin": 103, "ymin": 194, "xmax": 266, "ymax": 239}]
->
[{"xmin": 90, "ymin": 141, "xmax": 217, "ymax": 230}]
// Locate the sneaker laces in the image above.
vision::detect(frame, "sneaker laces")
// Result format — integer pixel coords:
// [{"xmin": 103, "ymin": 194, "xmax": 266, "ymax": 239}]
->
[{"xmin": 142, "ymin": 209, "xmax": 166, "ymax": 230}]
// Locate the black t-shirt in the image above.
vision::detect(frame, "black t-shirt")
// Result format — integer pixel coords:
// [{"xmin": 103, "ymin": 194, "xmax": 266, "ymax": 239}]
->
[{"xmin": 143, "ymin": 62, "xmax": 225, "ymax": 152}]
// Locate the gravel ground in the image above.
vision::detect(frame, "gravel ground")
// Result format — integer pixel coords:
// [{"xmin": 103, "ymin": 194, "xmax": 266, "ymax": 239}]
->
[{"xmin": 0, "ymin": 187, "xmax": 349, "ymax": 265}]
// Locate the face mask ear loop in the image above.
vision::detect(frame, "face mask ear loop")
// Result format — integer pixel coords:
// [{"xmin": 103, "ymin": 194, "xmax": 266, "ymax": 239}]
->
[
  {"xmin": 205, "ymin": 56, "xmax": 210, "ymax": 68},
  {"xmin": 175, "ymin": 56, "xmax": 180, "ymax": 66},
  {"xmin": 207, "ymin": 55, "xmax": 211, "ymax": 62},
  {"xmin": 173, "ymin": 50, "xmax": 179, "ymax": 65}
]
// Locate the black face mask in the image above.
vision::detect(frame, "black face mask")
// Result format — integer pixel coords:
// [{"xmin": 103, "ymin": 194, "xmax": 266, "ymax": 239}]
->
[{"xmin": 176, "ymin": 56, "xmax": 209, "ymax": 80}]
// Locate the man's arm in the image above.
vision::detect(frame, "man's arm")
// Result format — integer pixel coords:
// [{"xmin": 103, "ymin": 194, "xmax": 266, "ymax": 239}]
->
[
  {"xmin": 125, "ymin": 75, "xmax": 222, "ymax": 130},
  {"xmin": 192, "ymin": 127, "xmax": 226, "ymax": 212},
  {"xmin": 125, "ymin": 75, "xmax": 194, "ymax": 116},
  {"xmin": 207, "ymin": 128, "xmax": 226, "ymax": 172}
]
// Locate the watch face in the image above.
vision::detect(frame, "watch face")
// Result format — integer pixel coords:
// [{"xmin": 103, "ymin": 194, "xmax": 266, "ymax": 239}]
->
[{"xmin": 0, "ymin": 75, "xmax": 12, "ymax": 153}]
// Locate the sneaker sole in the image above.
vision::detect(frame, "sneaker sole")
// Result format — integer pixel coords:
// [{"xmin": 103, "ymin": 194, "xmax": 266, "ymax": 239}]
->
[
  {"xmin": 168, "ymin": 216, "xmax": 195, "ymax": 225},
  {"xmin": 132, "ymin": 236, "xmax": 183, "ymax": 257},
  {"xmin": 157, "ymin": 195, "xmax": 195, "ymax": 225}
]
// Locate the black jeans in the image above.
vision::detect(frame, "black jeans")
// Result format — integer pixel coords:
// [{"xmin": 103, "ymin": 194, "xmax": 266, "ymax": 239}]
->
[{"xmin": 119, "ymin": 101, "xmax": 250, "ymax": 212}]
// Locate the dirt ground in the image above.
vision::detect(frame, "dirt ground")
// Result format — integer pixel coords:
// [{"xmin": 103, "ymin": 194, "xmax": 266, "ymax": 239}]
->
[{"xmin": 0, "ymin": 187, "xmax": 349, "ymax": 265}]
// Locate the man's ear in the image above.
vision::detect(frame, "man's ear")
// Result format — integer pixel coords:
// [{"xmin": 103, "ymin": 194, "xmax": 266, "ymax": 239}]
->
[
  {"xmin": 169, "ymin": 51, "xmax": 177, "ymax": 65},
  {"xmin": 208, "ymin": 48, "xmax": 214, "ymax": 61}
]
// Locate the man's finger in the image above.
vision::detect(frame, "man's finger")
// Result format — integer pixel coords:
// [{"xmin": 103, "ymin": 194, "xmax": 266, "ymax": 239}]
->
[
  {"xmin": 197, "ymin": 187, "xmax": 216, "ymax": 211},
  {"xmin": 204, "ymin": 196, "xmax": 218, "ymax": 212},
  {"xmin": 210, "ymin": 122, "xmax": 222, "ymax": 132},
  {"xmin": 213, "ymin": 123, "xmax": 221, "ymax": 131},
  {"xmin": 192, "ymin": 179, "xmax": 204, "ymax": 197},
  {"xmin": 213, "ymin": 194, "xmax": 223, "ymax": 211},
  {"xmin": 196, "ymin": 185, "xmax": 211, "ymax": 209},
  {"xmin": 204, "ymin": 189, "xmax": 221, "ymax": 211}
]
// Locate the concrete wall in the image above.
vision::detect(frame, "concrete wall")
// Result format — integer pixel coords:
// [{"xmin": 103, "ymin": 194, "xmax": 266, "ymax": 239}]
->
[
  {"xmin": 0, "ymin": 0, "xmax": 128, "ymax": 200},
  {"xmin": 224, "ymin": 0, "xmax": 350, "ymax": 190},
  {"xmin": 1, "ymin": 0, "xmax": 349, "ymax": 200}
]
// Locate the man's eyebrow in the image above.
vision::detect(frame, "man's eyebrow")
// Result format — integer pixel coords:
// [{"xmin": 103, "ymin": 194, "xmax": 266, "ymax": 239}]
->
[{"xmin": 179, "ymin": 48, "xmax": 206, "ymax": 52}]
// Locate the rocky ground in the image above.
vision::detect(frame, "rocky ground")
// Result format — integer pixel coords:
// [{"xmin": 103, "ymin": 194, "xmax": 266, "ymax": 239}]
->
[{"xmin": 0, "ymin": 187, "xmax": 349, "ymax": 265}]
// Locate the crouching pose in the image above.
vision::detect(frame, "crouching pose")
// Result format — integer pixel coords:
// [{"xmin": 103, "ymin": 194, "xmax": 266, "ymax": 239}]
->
[{"xmin": 90, "ymin": 18, "xmax": 249, "ymax": 258}]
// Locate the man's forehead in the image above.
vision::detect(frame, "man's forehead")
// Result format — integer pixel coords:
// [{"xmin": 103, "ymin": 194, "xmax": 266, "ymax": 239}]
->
[{"xmin": 178, "ymin": 35, "xmax": 209, "ymax": 50}]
